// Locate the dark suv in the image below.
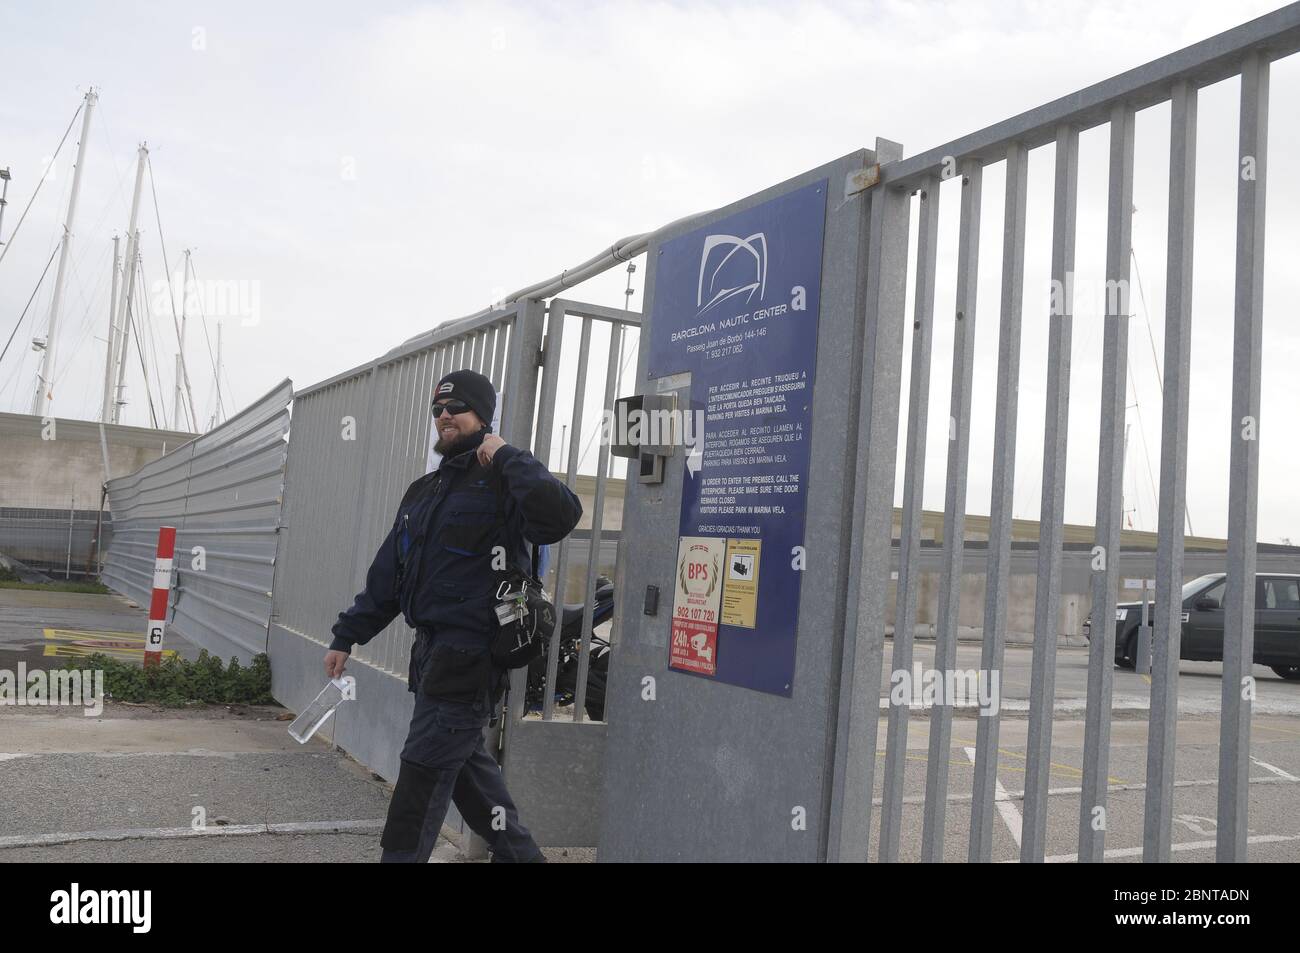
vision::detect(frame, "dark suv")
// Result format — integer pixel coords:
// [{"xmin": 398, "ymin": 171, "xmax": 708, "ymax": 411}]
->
[{"xmin": 1082, "ymin": 572, "xmax": 1300, "ymax": 680}]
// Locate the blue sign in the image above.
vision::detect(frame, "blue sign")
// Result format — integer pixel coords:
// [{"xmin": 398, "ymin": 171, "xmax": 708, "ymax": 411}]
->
[{"xmin": 649, "ymin": 180, "xmax": 827, "ymax": 696}]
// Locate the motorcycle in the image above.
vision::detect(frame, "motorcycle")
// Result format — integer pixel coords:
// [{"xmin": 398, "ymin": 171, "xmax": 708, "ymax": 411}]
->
[{"xmin": 525, "ymin": 575, "xmax": 614, "ymax": 721}]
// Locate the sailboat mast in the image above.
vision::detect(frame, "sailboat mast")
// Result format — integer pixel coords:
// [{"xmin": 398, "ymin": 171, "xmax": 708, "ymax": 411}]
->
[
  {"xmin": 101, "ymin": 234, "xmax": 120, "ymax": 422},
  {"xmin": 110, "ymin": 144, "xmax": 148, "ymax": 424},
  {"xmin": 211, "ymin": 319, "xmax": 224, "ymax": 430},
  {"xmin": 173, "ymin": 248, "xmax": 193, "ymax": 429},
  {"xmin": 31, "ymin": 88, "xmax": 97, "ymax": 415}
]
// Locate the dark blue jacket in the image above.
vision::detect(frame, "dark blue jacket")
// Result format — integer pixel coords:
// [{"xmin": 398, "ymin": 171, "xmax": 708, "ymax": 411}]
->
[{"xmin": 330, "ymin": 429, "xmax": 582, "ymax": 653}]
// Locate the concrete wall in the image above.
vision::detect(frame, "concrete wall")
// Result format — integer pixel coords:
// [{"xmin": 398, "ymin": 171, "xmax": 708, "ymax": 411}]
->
[
  {"xmin": 0, "ymin": 413, "xmax": 196, "ymax": 572},
  {"xmin": 0, "ymin": 412, "xmax": 196, "ymax": 510}
]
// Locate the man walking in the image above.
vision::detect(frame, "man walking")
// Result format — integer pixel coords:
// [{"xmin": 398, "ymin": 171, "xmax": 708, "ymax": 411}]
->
[{"xmin": 324, "ymin": 368, "xmax": 582, "ymax": 862}]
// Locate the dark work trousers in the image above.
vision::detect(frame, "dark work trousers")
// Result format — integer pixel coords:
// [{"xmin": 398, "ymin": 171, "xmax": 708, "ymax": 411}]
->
[{"xmin": 380, "ymin": 631, "xmax": 543, "ymax": 863}]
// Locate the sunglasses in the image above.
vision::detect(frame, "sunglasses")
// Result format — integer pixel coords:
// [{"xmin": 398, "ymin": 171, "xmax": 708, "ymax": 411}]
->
[{"xmin": 431, "ymin": 399, "xmax": 472, "ymax": 418}]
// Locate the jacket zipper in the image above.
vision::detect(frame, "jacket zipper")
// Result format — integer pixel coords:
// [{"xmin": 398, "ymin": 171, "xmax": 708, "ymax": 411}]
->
[{"xmin": 395, "ymin": 513, "xmax": 410, "ymax": 589}]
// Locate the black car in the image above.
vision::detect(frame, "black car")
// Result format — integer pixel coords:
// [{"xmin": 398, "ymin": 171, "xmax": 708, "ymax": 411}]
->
[{"xmin": 1082, "ymin": 572, "xmax": 1300, "ymax": 680}]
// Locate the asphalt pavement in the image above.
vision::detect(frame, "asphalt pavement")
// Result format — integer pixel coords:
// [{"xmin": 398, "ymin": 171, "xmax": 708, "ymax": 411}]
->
[{"xmin": 2, "ymin": 587, "xmax": 1297, "ymax": 862}]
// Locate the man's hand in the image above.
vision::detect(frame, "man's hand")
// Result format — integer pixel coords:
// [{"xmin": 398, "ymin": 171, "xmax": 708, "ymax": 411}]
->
[
  {"xmin": 325, "ymin": 649, "xmax": 349, "ymax": 679},
  {"xmin": 477, "ymin": 433, "xmax": 506, "ymax": 467}
]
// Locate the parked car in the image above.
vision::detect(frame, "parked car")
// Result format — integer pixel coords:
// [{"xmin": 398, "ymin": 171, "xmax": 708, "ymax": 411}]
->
[{"xmin": 1082, "ymin": 572, "xmax": 1300, "ymax": 680}]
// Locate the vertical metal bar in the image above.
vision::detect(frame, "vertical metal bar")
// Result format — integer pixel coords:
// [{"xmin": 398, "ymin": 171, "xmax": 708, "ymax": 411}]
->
[
  {"xmin": 482, "ymin": 326, "xmax": 498, "ymax": 387},
  {"xmin": 1081, "ymin": 103, "xmax": 1136, "ymax": 863},
  {"xmin": 541, "ymin": 317, "xmax": 592, "ymax": 722},
  {"xmin": 1021, "ymin": 124, "xmax": 1079, "ymax": 863},
  {"xmin": 431, "ymin": 342, "xmax": 445, "ymax": 388},
  {"xmin": 471, "ymin": 330, "xmax": 484, "ymax": 373},
  {"xmin": 422, "ymin": 346, "xmax": 448, "ymax": 477},
  {"xmin": 826, "ymin": 159, "xmax": 910, "ymax": 862},
  {"xmin": 501, "ymin": 301, "xmax": 545, "ymax": 448},
  {"xmin": 433, "ymin": 344, "xmax": 450, "ymax": 409},
  {"xmin": 535, "ymin": 305, "xmax": 568, "ymax": 468},
  {"xmin": 492, "ymin": 317, "xmax": 519, "ymax": 446},
  {"xmin": 492, "ymin": 321, "xmax": 510, "ymax": 394},
  {"xmin": 497, "ymin": 298, "xmax": 546, "ymax": 727},
  {"xmin": 921, "ymin": 160, "xmax": 982, "ymax": 863},
  {"xmin": 463, "ymin": 331, "xmax": 477, "ymax": 373},
  {"xmin": 478, "ymin": 329, "xmax": 492, "ymax": 375},
  {"xmin": 970, "ymin": 141, "xmax": 1028, "ymax": 862},
  {"xmin": 414, "ymin": 349, "xmax": 435, "ymax": 472},
  {"xmin": 573, "ymin": 323, "xmax": 622, "ymax": 721},
  {"xmin": 1218, "ymin": 52, "xmax": 1269, "ymax": 863},
  {"xmin": 880, "ymin": 176, "xmax": 940, "ymax": 862}
]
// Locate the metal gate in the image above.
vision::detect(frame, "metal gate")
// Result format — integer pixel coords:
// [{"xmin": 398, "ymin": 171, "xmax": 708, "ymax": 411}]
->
[
  {"xmin": 837, "ymin": 6, "xmax": 1294, "ymax": 865},
  {"xmin": 268, "ymin": 296, "xmax": 638, "ymax": 846},
  {"xmin": 601, "ymin": 4, "xmax": 1300, "ymax": 862}
]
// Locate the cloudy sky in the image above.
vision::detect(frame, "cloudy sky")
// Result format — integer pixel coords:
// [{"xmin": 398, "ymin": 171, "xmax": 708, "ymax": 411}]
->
[{"xmin": 1, "ymin": 0, "xmax": 1297, "ymax": 542}]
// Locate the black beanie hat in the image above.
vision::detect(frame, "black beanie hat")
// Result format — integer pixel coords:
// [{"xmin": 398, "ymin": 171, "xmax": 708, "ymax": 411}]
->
[{"xmin": 434, "ymin": 369, "xmax": 497, "ymax": 429}]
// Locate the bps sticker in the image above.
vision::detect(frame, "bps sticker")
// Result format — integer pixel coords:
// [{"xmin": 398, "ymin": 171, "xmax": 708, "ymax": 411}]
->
[{"xmin": 669, "ymin": 536, "xmax": 724, "ymax": 676}]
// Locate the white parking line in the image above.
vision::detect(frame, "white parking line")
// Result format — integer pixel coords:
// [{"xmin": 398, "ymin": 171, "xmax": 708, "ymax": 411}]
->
[
  {"xmin": 1250, "ymin": 756, "xmax": 1300, "ymax": 782},
  {"xmin": 963, "ymin": 746, "xmax": 1023, "ymax": 848}
]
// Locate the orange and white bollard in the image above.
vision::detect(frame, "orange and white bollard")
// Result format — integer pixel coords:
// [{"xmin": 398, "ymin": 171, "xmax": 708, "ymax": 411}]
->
[{"xmin": 145, "ymin": 526, "xmax": 176, "ymax": 669}]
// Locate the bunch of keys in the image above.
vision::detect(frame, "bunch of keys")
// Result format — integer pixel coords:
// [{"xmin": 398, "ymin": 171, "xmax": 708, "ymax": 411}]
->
[{"xmin": 494, "ymin": 580, "xmax": 529, "ymax": 626}]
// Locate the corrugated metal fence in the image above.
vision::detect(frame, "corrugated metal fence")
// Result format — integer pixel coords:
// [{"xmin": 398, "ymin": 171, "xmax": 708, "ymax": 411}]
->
[{"xmin": 102, "ymin": 380, "xmax": 292, "ymax": 661}]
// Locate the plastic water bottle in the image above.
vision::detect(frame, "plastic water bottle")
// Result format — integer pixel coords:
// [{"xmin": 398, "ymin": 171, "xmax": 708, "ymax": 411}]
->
[{"xmin": 288, "ymin": 676, "xmax": 354, "ymax": 744}]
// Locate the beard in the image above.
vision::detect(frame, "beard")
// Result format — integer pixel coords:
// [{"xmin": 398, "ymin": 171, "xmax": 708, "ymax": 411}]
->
[{"xmin": 434, "ymin": 427, "xmax": 478, "ymax": 457}]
